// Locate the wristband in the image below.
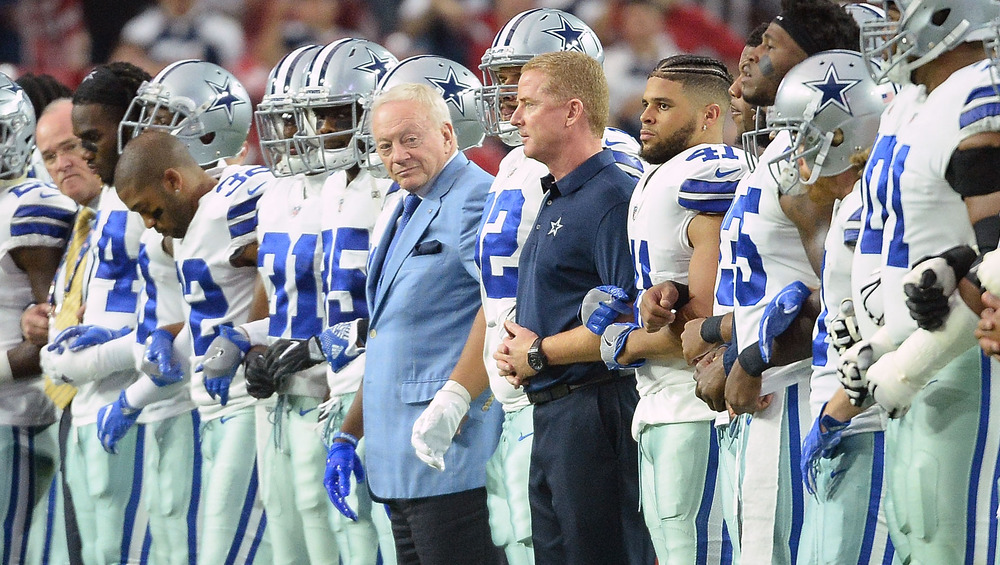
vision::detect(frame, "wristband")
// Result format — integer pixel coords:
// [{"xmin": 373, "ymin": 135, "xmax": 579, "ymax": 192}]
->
[
  {"xmin": 700, "ymin": 315, "xmax": 725, "ymax": 344},
  {"xmin": 672, "ymin": 282, "xmax": 690, "ymax": 311},
  {"xmin": 737, "ymin": 341, "xmax": 769, "ymax": 378},
  {"xmin": 333, "ymin": 431, "xmax": 359, "ymax": 447}
]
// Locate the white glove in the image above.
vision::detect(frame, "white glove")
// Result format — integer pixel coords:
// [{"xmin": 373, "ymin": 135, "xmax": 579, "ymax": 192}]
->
[
  {"xmin": 828, "ymin": 298, "xmax": 862, "ymax": 354},
  {"xmin": 865, "ymin": 351, "xmax": 921, "ymax": 418},
  {"xmin": 979, "ymin": 249, "xmax": 1000, "ymax": 295},
  {"xmin": 410, "ymin": 380, "xmax": 472, "ymax": 471}
]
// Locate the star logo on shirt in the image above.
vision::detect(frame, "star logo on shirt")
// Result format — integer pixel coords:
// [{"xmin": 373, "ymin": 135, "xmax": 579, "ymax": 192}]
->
[
  {"xmin": 542, "ymin": 15, "xmax": 588, "ymax": 52},
  {"xmin": 205, "ymin": 77, "xmax": 245, "ymax": 124},
  {"xmin": 0, "ymin": 81, "xmax": 19, "ymax": 96},
  {"xmin": 354, "ymin": 48, "xmax": 393, "ymax": 80},
  {"xmin": 803, "ymin": 64, "xmax": 861, "ymax": 115},
  {"xmin": 427, "ymin": 66, "xmax": 471, "ymax": 115},
  {"xmin": 548, "ymin": 217, "xmax": 563, "ymax": 236}
]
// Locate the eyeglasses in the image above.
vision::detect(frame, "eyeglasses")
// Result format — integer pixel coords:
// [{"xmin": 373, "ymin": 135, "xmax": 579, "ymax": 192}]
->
[{"xmin": 41, "ymin": 138, "xmax": 85, "ymax": 165}]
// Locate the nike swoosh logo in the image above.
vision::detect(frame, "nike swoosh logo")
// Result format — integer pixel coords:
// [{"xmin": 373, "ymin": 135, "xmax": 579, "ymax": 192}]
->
[
  {"xmin": 715, "ymin": 169, "xmax": 740, "ymax": 178},
  {"xmin": 219, "ymin": 415, "xmax": 237, "ymax": 424},
  {"xmin": 299, "ymin": 407, "xmax": 317, "ymax": 417},
  {"xmin": 604, "ymin": 140, "xmax": 626, "ymax": 147},
  {"xmin": 517, "ymin": 432, "xmax": 533, "ymax": 442}
]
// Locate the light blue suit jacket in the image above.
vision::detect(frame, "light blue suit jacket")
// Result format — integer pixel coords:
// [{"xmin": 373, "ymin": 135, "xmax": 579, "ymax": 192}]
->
[{"xmin": 363, "ymin": 152, "xmax": 501, "ymax": 500}]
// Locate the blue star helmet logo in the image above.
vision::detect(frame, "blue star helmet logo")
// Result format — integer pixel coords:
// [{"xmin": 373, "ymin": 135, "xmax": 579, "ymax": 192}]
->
[
  {"xmin": 0, "ymin": 80, "xmax": 20, "ymax": 95},
  {"xmin": 427, "ymin": 66, "xmax": 471, "ymax": 114},
  {"xmin": 205, "ymin": 77, "xmax": 245, "ymax": 124},
  {"xmin": 803, "ymin": 64, "xmax": 862, "ymax": 115},
  {"xmin": 542, "ymin": 15, "xmax": 587, "ymax": 52},
  {"xmin": 355, "ymin": 48, "xmax": 392, "ymax": 80}
]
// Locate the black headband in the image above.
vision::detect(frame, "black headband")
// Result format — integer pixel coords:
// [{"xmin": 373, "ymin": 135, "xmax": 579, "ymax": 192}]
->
[{"xmin": 774, "ymin": 12, "xmax": 823, "ymax": 56}]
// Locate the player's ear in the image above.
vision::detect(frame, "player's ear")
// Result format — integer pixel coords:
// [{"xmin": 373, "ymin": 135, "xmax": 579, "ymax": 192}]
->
[
  {"xmin": 162, "ymin": 167, "xmax": 184, "ymax": 195},
  {"xmin": 702, "ymin": 103, "xmax": 723, "ymax": 129}
]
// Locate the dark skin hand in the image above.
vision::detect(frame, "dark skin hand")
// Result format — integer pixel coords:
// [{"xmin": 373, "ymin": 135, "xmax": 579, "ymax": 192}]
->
[{"xmin": 693, "ymin": 343, "xmax": 729, "ymax": 412}]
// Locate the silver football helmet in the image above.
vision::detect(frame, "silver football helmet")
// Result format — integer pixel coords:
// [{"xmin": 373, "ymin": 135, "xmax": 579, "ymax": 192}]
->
[
  {"xmin": 0, "ymin": 73, "xmax": 35, "ymax": 180},
  {"xmin": 358, "ymin": 55, "xmax": 485, "ymax": 177},
  {"xmin": 756, "ymin": 50, "xmax": 892, "ymax": 193},
  {"xmin": 256, "ymin": 44, "xmax": 323, "ymax": 177},
  {"xmin": 862, "ymin": 0, "xmax": 996, "ymax": 85},
  {"xmin": 119, "ymin": 60, "xmax": 252, "ymax": 167},
  {"xmin": 294, "ymin": 38, "xmax": 397, "ymax": 175},
  {"xmin": 477, "ymin": 8, "xmax": 604, "ymax": 146}
]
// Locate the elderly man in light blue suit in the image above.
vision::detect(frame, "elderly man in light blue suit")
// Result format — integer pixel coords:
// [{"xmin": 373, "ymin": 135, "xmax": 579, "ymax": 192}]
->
[{"xmin": 327, "ymin": 83, "xmax": 503, "ymax": 565}]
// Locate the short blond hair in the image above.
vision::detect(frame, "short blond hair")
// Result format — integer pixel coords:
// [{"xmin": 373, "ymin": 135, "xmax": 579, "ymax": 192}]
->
[
  {"xmin": 371, "ymin": 83, "xmax": 451, "ymax": 128},
  {"xmin": 522, "ymin": 51, "xmax": 608, "ymax": 137}
]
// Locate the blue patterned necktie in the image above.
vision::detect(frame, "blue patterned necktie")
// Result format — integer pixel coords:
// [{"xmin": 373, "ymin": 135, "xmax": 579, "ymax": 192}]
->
[{"xmin": 378, "ymin": 193, "xmax": 421, "ymax": 289}]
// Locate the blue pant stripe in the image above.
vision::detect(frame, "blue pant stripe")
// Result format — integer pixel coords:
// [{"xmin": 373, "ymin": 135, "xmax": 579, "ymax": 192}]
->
[
  {"xmin": 141, "ymin": 524, "xmax": 152, "ymax": 562},
  {"xmin": 859, "ymin": 431, "xmax": 886, "ymax": 564},
  {"xmin": 247, "ymin": 513, "xmax": 267, "ymax": 562},
  {"xmin": 985, "ymin": 356, "xmax": 1000, "ymax": 564},
  {"xmin": 967, "ymin": 352, "xmax": 992, "ymax": 565},
  {"xmin": 3, "ymin": 427, "xmax": 22, "ymax": 565},
  {"xmin": 119, "ymin": 426, "xmax": 146, "ymax": 563},
  {"xmin": 225, "ymin": 459, "xmax": 260, "ymax": 565},
  {"xmin": 694, "ymin": 426, "xmax": 720, "ymax": 565},
  {"xmin": 42, "ymin": 478, "xmax": 57, "ymax": 564},
  {"xmin": 187, "ymin": 412, "xmax": 202, "ymax": 565},
  {"xmin": 881, "ymin": 537, "xmax": 895, "ymax": 565},
  {"xmin": 720, "ymin": 521, "xmax": 733, "ymax": 565},
  {"xmin": 786, "ymin": 386, "xmax": 804, "ymax": 565},
  {"xmin": 19, "ymin": 429, "xmax": 37, "ymax": 565}
]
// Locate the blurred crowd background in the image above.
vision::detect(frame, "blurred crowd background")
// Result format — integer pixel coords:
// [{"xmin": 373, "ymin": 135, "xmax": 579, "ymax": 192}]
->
[{"xmin": 0, "ymin": 0, "xmax": 780, "ymax": 171}]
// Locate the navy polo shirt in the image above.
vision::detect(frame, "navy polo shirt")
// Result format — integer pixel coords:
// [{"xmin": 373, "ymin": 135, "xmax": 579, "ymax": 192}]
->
[{"xmin": 516, "ymin": 149, "xmax": 638, "ymax": 392}]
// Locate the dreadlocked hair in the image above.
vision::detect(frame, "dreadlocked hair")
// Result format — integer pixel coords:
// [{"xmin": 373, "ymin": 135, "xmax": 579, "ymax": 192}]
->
[
  {"xmin": 779, "ymin": 0, "xmax": 860, "ymax": 52},
  {"xmin": 649, "ymin": 54, "xmax": 733, "ymax": 107},
  {"xmin": 15, "ymin": 74, "xmax": 72, "ymax": 119},
  {"xmin": 73, "ymin": 62, "xmax": 151, "ymax": 114}
]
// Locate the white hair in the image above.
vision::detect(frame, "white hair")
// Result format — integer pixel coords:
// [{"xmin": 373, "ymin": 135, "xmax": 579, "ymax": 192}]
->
[{"xmin": 371, "ymin": 83, "xmax": 451, "ymax": 128}]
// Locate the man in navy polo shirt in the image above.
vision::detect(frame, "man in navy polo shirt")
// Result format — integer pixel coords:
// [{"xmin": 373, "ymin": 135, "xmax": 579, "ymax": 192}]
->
[{"xmin": 494, "ymin": 50, "xmax": 653, "ymax": 565}]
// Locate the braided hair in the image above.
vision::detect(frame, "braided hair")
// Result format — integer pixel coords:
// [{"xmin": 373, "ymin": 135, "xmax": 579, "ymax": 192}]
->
[
  {"xmin": 649, "ymin": 54, "xmax": 733, "ymax": 106},
  {"xmin": 72, "ymin": 62, "xmax": 151, "ymax": 117}
]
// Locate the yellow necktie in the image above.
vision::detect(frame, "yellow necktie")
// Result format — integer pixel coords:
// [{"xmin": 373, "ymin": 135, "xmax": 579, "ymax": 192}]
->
[{"xmin": 44, "ymin": 207, "xmax": 95, "ymax": 409}]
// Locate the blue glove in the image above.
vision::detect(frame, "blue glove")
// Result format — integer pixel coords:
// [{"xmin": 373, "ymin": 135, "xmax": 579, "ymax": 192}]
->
[
  {"xmin": 325, "ymin": 437, "xmax": 365, "ymax": 521},
  {"xmin": 96, "ymin": 390, "xmax": 141, "ymax": 454},
  {"xmin": 600, "ymin": 323, "xmax": 645, "ymax": 370},
  {"xmin": 580, "ymin": 285, "xmax": 633, "ymax": 335},
  {"xmin": 759, "ymin": 281, "xmax": 811, "ymax": 363},
  {"xmin": 318, "ymin": 320, "xmax": 364, "ymax": 373},
  {"xmin": 142, "ymin": 329, "xmax": 183, "ymax": 387},
  {"xmin": 196, "ymin": 325, "xmax": 251, "ymax": 406},
  {"xmin": 48, "ymin": 325, "xmax": 129, "ymax": 354},
  {"xmin": 801, "ymin": 404, "xmax": 850, "ymax": 495}
]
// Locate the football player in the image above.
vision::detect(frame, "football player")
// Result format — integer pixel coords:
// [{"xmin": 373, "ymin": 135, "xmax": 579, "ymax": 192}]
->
[
  {"xmin": 760, "ymin": 49, "xmax": 895, "ymax": 564},
  {"xmin": 589, "ymin": 54, "xmax": 745, "ymax": 564},
  {"xmin": 116, "ymin": 127, "xmax": 274, "ymax": 563},
  {"xmin": 837, "ymin": 0, "xmax": 1000, "ymax": 561},
  {"xmin": 0, "ymin": 72, "xmax": 77, "ymax": 565}
]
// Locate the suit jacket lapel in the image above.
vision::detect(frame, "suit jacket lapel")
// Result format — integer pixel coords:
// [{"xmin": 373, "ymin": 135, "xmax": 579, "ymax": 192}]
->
[{"xmin": 368, "ymin": 153, "xmax": 467, "ymax": 322}]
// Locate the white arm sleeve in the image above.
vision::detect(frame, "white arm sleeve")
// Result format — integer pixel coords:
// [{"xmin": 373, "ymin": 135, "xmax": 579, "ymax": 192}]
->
[
  {"xmin": 239, "ymin": 318, "xmax": 271, "ymax": 348},
  {"xmin": 44, "ymin": 333, "xmax": 137, "ymax": 385}
]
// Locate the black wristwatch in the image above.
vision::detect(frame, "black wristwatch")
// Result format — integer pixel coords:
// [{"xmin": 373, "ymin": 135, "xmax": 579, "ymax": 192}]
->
[{"xmin": 527, "ymin": 337, "xmax": 548, "ymax": 372}]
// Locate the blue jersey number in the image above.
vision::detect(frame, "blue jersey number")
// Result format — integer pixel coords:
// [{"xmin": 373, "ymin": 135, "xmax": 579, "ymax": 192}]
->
[
  {"xmin": 136, "ymin": 244, "xmax": 157, "ymax": 344},
  {"xmin": 686, "ymin": 145, "xmax": 740, "ymax": 162},
  {"xmin": 216, "ymin": 166, "xmax": 270, "ymax": 197},
  {"xmin": 94, "ymin": 210, "xmax": 140, "ymax": 314},
  {"xmin": 476, "ymin": 189, "xmax": 525, "ymax": 299},
  {"xmin": 322, "ymin": 227, "xmax": 370, "ymax": 325},
  {"xmin": 721, "ymin": 186, "xmax": 767, "ymax": 306},
  {"xmin": 630, "ymin": 239, "xmax": 652, "ymax": 290},
  {"xmin": 178, "ymin": 258, "xmax": 231, "ymax": 356},
  {"xmin": 259, "ymin": 232, "xmax": 323, "ymax": 339},
  {"xmin": 859, "ymin": 135, "xmax": 910, "ymax": 267}
]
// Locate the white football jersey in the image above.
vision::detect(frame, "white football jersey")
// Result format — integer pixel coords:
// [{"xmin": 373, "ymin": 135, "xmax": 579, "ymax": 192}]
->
[
  {"xmin": 74, "ymin": 185, "xmax": 146, "ymax": 423},
  {"xmin": 811, "ymin": 187, "xmax": 883, "ymax": 432},
  {"xmin": 134, "ymin": 229, "xmax": 194, "ymax": 423},
  {"xmin": 256, "ymin": 173, "xmax": 327, "ymax": 398},
  {"xmin": 628, "ymin": 143, "xmax": 747, "ymax": 432},
  {"xmin": 727, "ymin": 130, "xmax": 820, "ymax": 358},
  {"xmin": 475, "ymin": 129, "xmax": 645, "ymax": 411},
  {"xmin": 320, "ymin": 169, "xmax": 394, "ymax": 397},
  {"xmin": 0, "ymin": 179, "xmax": 75, "ymax": 426},
  {"xmin": 853, "ymin": 63, "xmax": 990, "ymax": 345},
  {"xmin": 174, "ymin": 165, "xmax": 272, "ymax": 420}
]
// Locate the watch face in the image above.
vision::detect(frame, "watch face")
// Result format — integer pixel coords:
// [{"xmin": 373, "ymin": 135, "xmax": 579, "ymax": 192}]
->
[{"xmin": 528, "ymin": 352, "xmax": 545, "ymax": 372}]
